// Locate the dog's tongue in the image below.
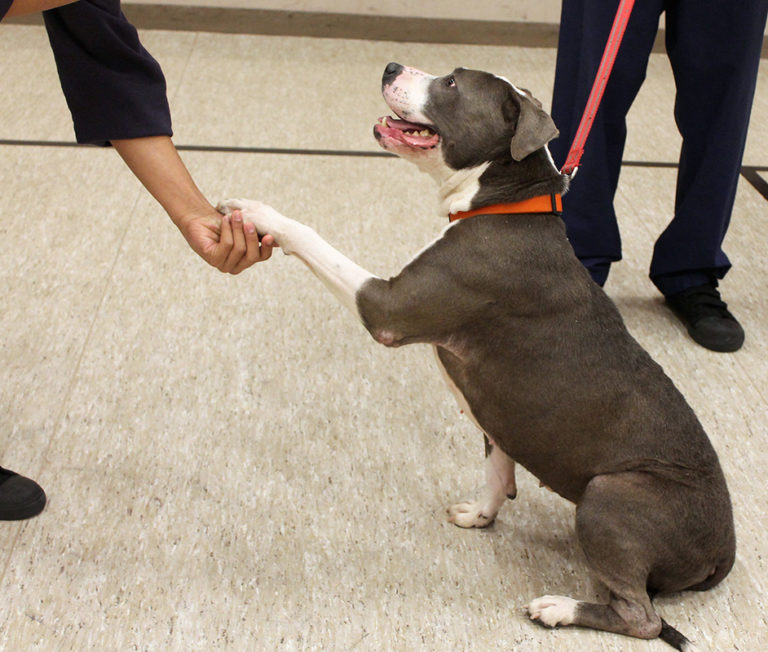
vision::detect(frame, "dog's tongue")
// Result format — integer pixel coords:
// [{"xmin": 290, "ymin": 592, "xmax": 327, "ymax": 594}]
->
[{"xmin": 376, "ymin": 116, "xmax": 439, "ymax": 148}]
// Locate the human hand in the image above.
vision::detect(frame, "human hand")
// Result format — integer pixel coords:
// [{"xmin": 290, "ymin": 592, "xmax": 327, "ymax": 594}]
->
[
  {"xmin": 110, "ymin": 137, "xmax": 275, "ymax": 274},
  {"xmin": 178, "ymin": 208, "xmax": 275, "ymax": 274},
  {"xmin": 217, "ymin": 198, "xmax": 296, "ymax": 254}
]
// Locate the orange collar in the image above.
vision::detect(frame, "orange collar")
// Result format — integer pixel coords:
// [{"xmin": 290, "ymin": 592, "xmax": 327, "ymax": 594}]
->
[{"xmin": 449, "ymin": 193, "xmax": 562, "ymax": 222}]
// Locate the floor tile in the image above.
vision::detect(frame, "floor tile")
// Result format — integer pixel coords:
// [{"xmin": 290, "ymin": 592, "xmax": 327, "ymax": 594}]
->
[{"xmin": 1, "ymin": 20, "xmax": 766, "ymax": 652}]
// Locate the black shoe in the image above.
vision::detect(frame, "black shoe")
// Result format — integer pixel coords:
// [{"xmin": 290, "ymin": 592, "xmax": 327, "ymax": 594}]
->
[
  {"xmin": 665, "ymin": 283, "xmax": 745, "ymax": 352},
  {"xmin": 0, "ymin": 467, "xmax": 46, "ymax": 520}
]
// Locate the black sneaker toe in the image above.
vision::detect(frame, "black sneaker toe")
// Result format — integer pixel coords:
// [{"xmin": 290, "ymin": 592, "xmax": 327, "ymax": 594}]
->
[
  {"xmin": 0, "ymin": 468, "xmax": 46, "ymax": 520},
  {"xmin": 665, "ymin": 282, "xmax": 745, "ymax": 353},
  {"xmin": 687, "ymin": 315, "xmax": 745, "ymax": 353}
]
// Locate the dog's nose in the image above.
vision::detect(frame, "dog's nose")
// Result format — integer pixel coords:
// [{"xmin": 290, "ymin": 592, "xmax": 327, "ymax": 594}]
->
[{"xmin": 382, "ymin": 62, "xmax": 403, "ymax": 88}]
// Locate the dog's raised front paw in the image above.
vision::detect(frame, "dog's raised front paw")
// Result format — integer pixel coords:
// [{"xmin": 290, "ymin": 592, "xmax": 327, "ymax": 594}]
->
[
  {"xmin": 217, "ymin": 198, "xmax": 265, "ymax": 218},
  {"xmin": 216, "ymin": 199, "xmax": 236, "ymax": 216},
  {"xmin": 447, "ymin": 501, "xmax": 496, "ymax": 528},
  {"xmin": 527, "ymin": 595, "xmax": 578, "ymax": 628},
  {"xmin": 217, "ymin": 198, "xmax": 294, "ymax": 250}
]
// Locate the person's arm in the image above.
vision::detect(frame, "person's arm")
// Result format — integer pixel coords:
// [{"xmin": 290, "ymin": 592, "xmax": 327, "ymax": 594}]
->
[
  {"xmin": 112, "ymin": 135, "xmax": 274, "ymax": 273},
  {"xmin": 4, "ymin": 0, "xmax": 77, "ymax": 17},
  {"xmin": 35, "ymin": 0, "xmax": 272, "ymax": 273}
]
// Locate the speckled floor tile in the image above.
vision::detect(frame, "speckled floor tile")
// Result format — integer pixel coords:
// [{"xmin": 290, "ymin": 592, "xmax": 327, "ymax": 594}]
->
[{"xmin": 0, "ymin": 18, "xmax": 766, "ymax": 652}]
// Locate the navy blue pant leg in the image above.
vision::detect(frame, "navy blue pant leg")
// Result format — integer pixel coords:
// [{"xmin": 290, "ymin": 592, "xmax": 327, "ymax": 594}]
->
[
  {"xmin": 551, "ymin": 0, "xmax": 767, "ymax": 294},
  {"xmin": 550, "ymin": 0, "xmax": 664, "ymax": 286},
  {"xmin": 650, "ymin": 0, "xmax": 768, "ymax": 295}
]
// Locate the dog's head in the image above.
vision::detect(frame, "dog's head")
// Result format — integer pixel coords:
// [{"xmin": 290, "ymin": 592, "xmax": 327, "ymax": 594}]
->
[{"xmin": 374, "ymin": 63, "xmax": 559, "ymax": 178}]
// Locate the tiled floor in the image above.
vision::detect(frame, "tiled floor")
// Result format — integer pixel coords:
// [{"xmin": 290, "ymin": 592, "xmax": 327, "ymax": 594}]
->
[{"xmin": 1, "ymin": 16, "xmax": 767, "ymax": 652}]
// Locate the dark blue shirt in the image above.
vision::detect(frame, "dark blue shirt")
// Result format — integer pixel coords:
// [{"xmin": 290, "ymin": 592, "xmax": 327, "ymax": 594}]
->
[{"xmin": 2, "ymin": 0, "xmax": 172, "ymax": 144}]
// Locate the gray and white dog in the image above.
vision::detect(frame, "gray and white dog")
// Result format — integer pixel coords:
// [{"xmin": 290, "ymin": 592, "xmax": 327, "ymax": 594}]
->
[{"xmin": 218, "ymin": 63, "xmax": 734, "ymax": 650}]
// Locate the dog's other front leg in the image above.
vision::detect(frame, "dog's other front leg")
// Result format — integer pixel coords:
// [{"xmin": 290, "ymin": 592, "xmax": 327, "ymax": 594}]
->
[
  {"xmin": 218, "ymin": 199, "xmax": 375, "ymax": 316},
  {"xmin": 448, "ymin": 439, "xmax": 516, "ymax": 528}
]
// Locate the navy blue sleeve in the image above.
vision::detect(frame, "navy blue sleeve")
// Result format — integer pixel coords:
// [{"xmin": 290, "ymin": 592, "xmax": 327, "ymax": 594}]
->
[
  {"xmin": 42, "ymin": 0, "xmax": 172, "ymax": 145},
  {"xmin": 0, "ymin": 0, "xmax": 13, "ymax": 21}
]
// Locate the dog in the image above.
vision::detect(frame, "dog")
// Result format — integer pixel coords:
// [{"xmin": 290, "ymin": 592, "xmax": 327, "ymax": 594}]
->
[{"xmin": 218, "ymin": 63, "xmax": 735, "ymax": 650}]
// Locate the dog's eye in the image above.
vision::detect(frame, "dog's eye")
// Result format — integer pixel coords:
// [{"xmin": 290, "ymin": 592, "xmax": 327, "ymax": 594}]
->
[{"xmin": 445, "ymin": 76, "xmax": 456, "ymax": 88}]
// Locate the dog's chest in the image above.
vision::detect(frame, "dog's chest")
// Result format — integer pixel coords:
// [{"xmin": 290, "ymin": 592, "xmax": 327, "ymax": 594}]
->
[{"xmin": 433, "ymin": 345, "xmax": 493, "ymax": 443}]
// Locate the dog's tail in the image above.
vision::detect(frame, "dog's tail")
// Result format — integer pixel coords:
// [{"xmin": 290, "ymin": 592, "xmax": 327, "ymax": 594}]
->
[{"xmin": 659, "ymin": 619, "xmax": 694, "ymax": 651}]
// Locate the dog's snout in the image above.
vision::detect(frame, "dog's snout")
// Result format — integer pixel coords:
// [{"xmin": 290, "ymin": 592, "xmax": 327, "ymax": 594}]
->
[{"xmin": 382, "ymin": 62, "xmax": 403, "ymax": 88}]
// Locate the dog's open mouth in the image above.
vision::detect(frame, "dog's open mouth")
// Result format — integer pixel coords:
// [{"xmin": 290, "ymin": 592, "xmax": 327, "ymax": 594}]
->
[{"xmin": 374, "ymin": 116, "xmax": 440, "ymax": 149}]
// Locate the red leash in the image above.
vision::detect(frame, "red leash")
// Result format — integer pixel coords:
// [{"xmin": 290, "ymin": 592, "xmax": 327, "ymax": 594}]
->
[{"xmin": 560, "ymin": 0, "xmax": 637, "ymax": 177}]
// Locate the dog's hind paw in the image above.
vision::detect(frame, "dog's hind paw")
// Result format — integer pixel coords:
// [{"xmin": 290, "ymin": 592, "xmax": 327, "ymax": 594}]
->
[
  {"xmin": 447, "ymin": 501, "xmax": 496, "ymax": 528},
  {"xmin": 527, "ymin": 595, "xmax": 578, "ymax": 628}
]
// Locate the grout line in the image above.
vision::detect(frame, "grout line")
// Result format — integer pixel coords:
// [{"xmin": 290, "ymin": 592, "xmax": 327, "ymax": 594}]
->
[
  {"xmin": 1, "ymin": 140, "xmax": 767, "ymax": 200},
  {"xmin": 741, "ymin": 166, "xmax": 768, "ymax": 202},
  {"xmin": 174, "ymin": 144, "xmax": 394, "ymax": 157},
  {"xmin": 621, "ymin": 160, "xmax": 678, "ymax": 168},
  {"xmin": 33, "ymin": 190, "xmax": 145, "ymax": 505},
  {"xmin": 168, "ymin": 31, "xmax": 200, "ymax": 105},
  {"xmin": 0, "ymin": 139, "xmax": 394, "ymax": 158}
]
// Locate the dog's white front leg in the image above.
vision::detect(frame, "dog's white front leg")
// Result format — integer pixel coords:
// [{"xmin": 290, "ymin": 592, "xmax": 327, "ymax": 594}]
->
[
  {"xmin": 218, "ymin": 199, "xmax": 375, "ymax": 316},
  {"xmin": 292, "ymin": 232, "xmax": 376, "ymax": 316}
]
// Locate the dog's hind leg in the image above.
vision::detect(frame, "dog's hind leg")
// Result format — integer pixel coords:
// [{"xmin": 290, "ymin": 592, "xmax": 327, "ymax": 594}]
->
[
  {"xmin": 528, "ymin": 473, "xmax": 694, "ymax": 647},
  {"xmin": 447, "ymin": 440, "xmax": 516, "ymax": 528}
]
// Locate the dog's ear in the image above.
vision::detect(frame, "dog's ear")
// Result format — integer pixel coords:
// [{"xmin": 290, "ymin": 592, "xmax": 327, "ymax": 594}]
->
[{"xmin": 507, "ymin": 88, "xmax": 559, "ymax": 162}]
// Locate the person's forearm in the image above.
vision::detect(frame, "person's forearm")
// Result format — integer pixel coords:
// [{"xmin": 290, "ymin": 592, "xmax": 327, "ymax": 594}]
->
[
  {"xmin": 111, "ymin": 135, "xmax": 213, "ymax": 227},
  {"xmin": 112, "ymin": 135, "xmax": 273, "ymax": 273},
  {"xmin": 5, "ymin": 0, "xmax": 78, "ymax": 17}
]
